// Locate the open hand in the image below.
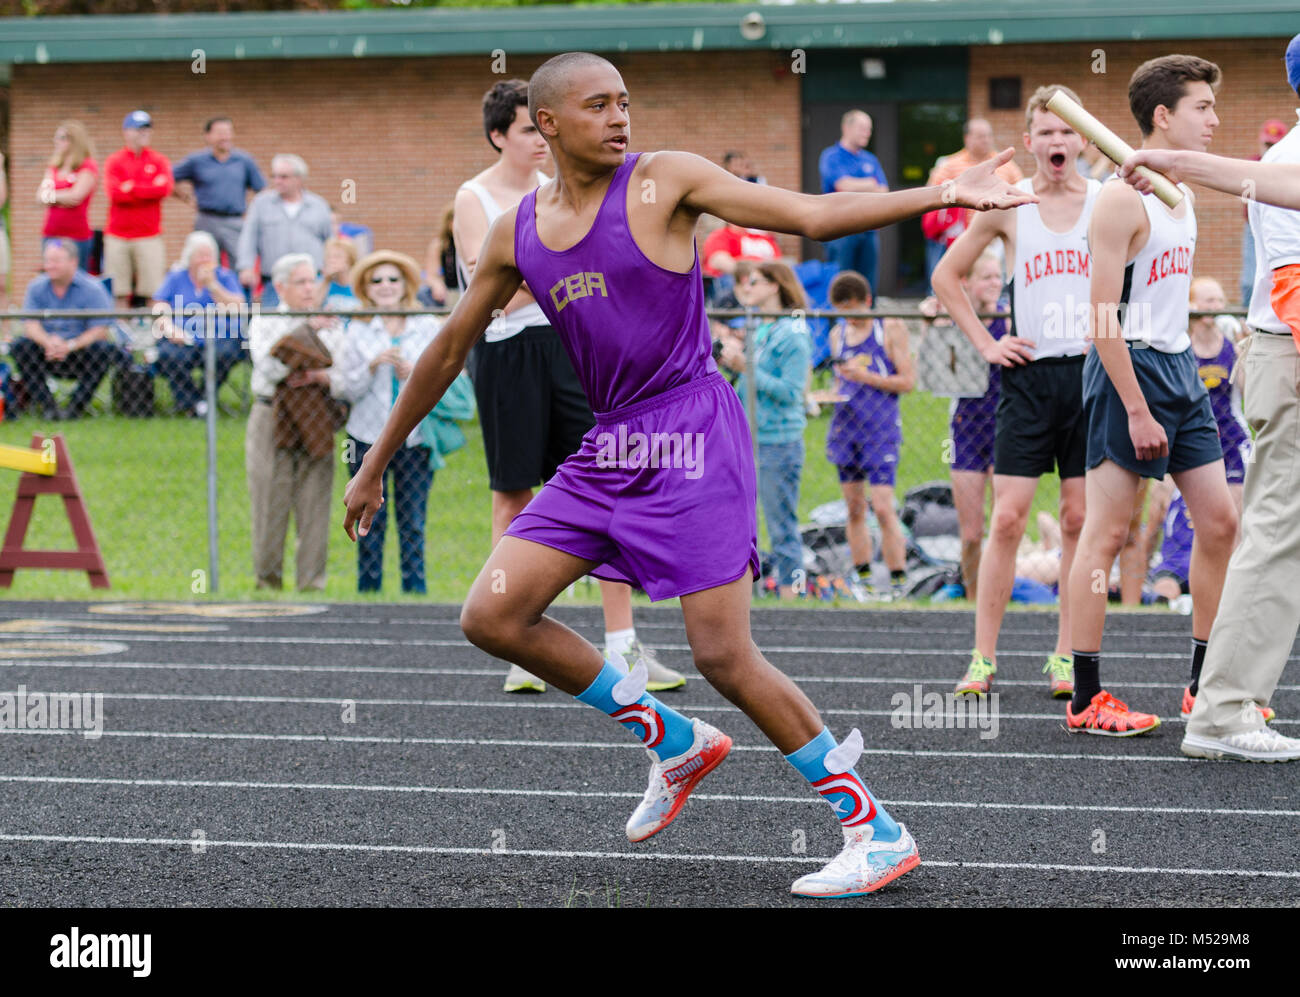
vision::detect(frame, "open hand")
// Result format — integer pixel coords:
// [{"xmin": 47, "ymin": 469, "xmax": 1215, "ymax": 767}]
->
[{"xmin": 952, "ymin": 148, "xmax": 1039, "ymax": 211}]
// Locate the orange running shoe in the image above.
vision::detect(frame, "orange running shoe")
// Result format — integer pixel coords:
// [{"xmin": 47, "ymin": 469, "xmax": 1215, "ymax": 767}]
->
[
  {"xmin": 1181, "ymin": 686, "xmax": 1275, "ymax": 723},
  {"xmin": 1065, "ymin": 690, "xmax": 1161, "ymax": 736}
]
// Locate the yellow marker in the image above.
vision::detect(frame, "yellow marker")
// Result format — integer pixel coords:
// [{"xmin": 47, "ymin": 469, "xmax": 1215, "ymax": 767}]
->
[{"xmin": 0, "ymin": 444, "xmax": 56, "ymax": 476}]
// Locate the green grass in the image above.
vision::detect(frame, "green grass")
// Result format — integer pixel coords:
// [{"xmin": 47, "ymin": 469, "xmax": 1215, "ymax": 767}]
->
[
  {"xmin": 791, "ymin": 368, "xmax": 1062, "ymax": 542},
  {"xmin": 0, "ymin": 364, "xmax": 1065, "ymax": 604}
]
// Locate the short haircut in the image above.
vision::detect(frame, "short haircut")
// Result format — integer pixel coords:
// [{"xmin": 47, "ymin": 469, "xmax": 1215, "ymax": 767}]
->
[
  {"xmin": 271, "ymin": 252, "xmax": 315, "ymax": 288},
  {"xmin": 529, "ymin": 52, "xmax": 617, "ymax": 129},
  {"xmin": 840, "ymin": 109, "xmax": 868, "ymax": 130},
  {"xmin": 271, "ymin": 153, "xmax": 308, "ymax": 179},
  {"xmin": 179, "ymin": 230, "xmax": 219, "ymax": 269},
  {"xmin": 964, "ymin": 118, "xmax": 991, "ymax": 136},
  {"xmin": 1024, "ymin": 84, "xmax": 1082, "ymax": 133},
  {"xmin": 482, "ymin": 79, "xmax": 530, "ymax": 153},
  {"xmin": 829, "ymin": 270, "xmax": 871, "ymax": 305},
  {"xmin": 1128, "ymin": 55, "xmax": 1221, "ymax": 138},
  {"xmin": 42, "ymin": 237, "xmax": 78, "ymax": 262},
  {"xmin": 204, "ymin": 117, "xmax": 233, "ymax": 133}
]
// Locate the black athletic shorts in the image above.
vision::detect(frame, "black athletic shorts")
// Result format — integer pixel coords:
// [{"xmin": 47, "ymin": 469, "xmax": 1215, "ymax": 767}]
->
[
  {"xmin": 993, "ymin": 354, "xmax": 1087, "ymax": 479},
  {"xmin": 1083, "ymin": 346, "xmax": 1222, "ymax": 480},
  {"xmin": 466, "ymin": 325, "xmax": 596, "ymax": 492}
]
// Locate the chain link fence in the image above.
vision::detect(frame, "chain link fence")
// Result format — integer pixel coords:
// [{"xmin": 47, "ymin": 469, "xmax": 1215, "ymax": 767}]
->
[{"xmin": 0, "ymin": 295, "xmax": 1251, "ymax": 607}]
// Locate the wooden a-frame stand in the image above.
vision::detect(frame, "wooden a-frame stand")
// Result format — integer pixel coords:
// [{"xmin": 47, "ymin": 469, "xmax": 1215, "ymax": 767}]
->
[{"xmin": 0, "ymin": 433, "xmax": 109, "ymax": 588}]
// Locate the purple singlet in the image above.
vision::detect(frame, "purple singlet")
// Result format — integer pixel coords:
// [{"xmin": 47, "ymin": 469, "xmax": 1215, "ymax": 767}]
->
[
  {"xmin": 1195, "ymin": 336, "xmax": 1249, "ymax": 454},
  {"xmin": 503, "ymin": 152, "xmax": 761, "ymax": 600}
]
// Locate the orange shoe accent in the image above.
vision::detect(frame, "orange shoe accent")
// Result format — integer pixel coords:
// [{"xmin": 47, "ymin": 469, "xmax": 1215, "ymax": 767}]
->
[
  {"xmin": 1065, "ymin": 690, "xmax": 1161, "ymax": 737},
  {"xmin": 627, "ymin": 733, "xmax": 732, "ymax": 844},
  {"xmin": 1182, "ymin": 686, "xmax": 1275, "ymax": 723}
]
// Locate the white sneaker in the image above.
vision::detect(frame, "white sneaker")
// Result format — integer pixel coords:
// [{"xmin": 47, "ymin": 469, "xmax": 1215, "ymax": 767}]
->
[
  {"xmin": 1181, "ymin": 727, "xmax": 1300, "ymax": 762},
  {"xmin": 619, "ymin": 639, "xmax": 686, "ymax": 692},
  {"xmin": 625, "ymin": 718, "xmax": 731, "ymax": 843},
  {"xmin": 790, "ymin": 823, "xmax": 921, "ymax": 898},
  {"xmin": 502, "ymin": 663, "xmax": 545, "ymax": 694}
]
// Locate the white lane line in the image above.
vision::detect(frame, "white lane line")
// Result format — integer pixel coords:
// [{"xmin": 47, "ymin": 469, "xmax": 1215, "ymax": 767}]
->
[
  {"xmin": 5, "ymin": 659, "xmax": 1297, "ymax": 697},
  {"xmin": 1, "ymin": 832, "xmax": 1297, "ymax": 879},
  {"xmin": 3, "ymin": 690, "xmax": 1287, "ymax": 727},
  {"xmin": 6, "ymin": 690, "xmax": 1269, "ymax": 727},
  {"xmin": 13, "ymin": 660, "xmax": 1286, "ymax": 694},
  {"xmin": 0, "ymin": 632, "xmax": 1255, "ymax": 661},
  {"xmin": 2, "ymin": 774, "xmax": 1295, "ymax": 818},
  {"xmin": 0, "ymin": 727, "xmax": 1198, "ymax": 761}
]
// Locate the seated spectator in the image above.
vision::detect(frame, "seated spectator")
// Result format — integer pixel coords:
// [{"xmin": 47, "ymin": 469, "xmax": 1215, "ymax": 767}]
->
[
  {"xmin": 825, "ymin": 270, "xmax": 915, "ymax": 601},
  {"xmin": 245, "ymin": 253, "xmax": 347, "ymax": 591},
  {"xmin": 38, "ymin": 121, "xmax": 98, "ymax": 272},
  {"xmin": 12, "ymin": 238, "xmax": 121, "ymax": 420},
  {"xmin": 319, "ymin": 237, "xmax": 360, "ymax": 312},
  {"xmin": 153, "ymin": 231, "xmax": 247, "ymax": 417},
  {"xmin": 338, "ymin": 250, "xmax": 441, "ymax": 594},
  {"xmin": 717, "ymin": 261, "xmax": 812, "ymax": 599}
]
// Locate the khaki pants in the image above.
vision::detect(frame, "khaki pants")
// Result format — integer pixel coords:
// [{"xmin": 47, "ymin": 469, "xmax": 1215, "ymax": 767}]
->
[
  {"xmin": 1190, "ymin": 332, "xmax": 1300, "ymax": 736},
  {"xmin": 245, "ymin": 400, "xmax": 334, "ymax": 591},
  {"xmin": 103, "ymin": 234, "xmax": 165, "ymax": 298}
]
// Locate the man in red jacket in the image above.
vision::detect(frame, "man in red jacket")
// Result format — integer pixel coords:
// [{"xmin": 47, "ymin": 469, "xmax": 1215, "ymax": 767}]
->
[{"xmin": 104, "ymin": 111, "xmax": 174, "ymax": 307}]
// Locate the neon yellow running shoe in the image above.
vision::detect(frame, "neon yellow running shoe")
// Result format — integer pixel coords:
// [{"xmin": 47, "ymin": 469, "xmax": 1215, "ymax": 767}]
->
[
  {"xmin": 955, "ymin": 651, "xmax": 996, "ymax": 696},
  {"xmin": 1043, "ymin": 654, "xmax": 1075, "ymax": 700}
]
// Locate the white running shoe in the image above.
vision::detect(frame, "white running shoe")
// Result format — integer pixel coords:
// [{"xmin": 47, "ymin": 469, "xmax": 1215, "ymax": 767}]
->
[
  {"xmin": 625, "ymin": 718, "xmax": 731, "ymax": 843},
  {"xmin": 619, "ymin": 639, "xmax": 686, "ymax": 692},
  {"xmin": 1181, "ymin": 727, "xmax": 1300, "ymax": 762},
  {"xmin": 790, "ymin": 823, "xmax": 921, "ymax": 898},
  {"xmin": 502, "ymin": 663, "xmax": 546, "ymax": 694}
]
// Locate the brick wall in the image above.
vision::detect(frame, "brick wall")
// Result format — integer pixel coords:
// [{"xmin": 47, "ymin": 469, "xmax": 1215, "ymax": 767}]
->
[
  {"xmin": 8, "ymin": 38, "xmax": 1295, "ymax": 301},
  {"xmin": 970, "ymin": 37, "xmax": 1298, "ymax": 303},
  {"xmin": 6, "ymin": 50, "xmax": 802, "ymax": 289}
]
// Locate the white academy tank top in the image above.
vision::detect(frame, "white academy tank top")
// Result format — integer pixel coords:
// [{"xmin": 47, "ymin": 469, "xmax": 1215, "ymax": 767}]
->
[
  {"xmin": 458, "ymin": 173, "xmax": 549, "ymax": 343},
  {"xmin": 1116, "ymin": 180, "xmax": 1196, "ymax": 353},
  {"xmin": 1010, "ymin": 176, "xmax": 1101, "ymax": 359}
]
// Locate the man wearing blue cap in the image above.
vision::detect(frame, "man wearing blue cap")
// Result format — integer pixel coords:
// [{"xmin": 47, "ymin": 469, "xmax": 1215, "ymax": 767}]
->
[
  {"xmin": 1121, "ymin": 34, "xmax": 1300, "ymax": 761},
  {"xmin": 103, "ymin": 110, "xmax": 174, "ymax": 308}
]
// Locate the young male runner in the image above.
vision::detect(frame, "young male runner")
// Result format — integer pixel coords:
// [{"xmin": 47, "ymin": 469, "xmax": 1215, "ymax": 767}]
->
[
  {"xmin": 1120, "ymin": 34, "xmax": 1300, "ymax": 759},
  {"xmin": 454, "ymin": 79, "xmax": 685, "ymax": 694},
  {"xmin": 1065, "ymin": 55, "xmax": 1239, "ymax": 736},
  {"xmin": 344, "ymin": 52, "xmax": 1030, "ymax": 896},
  {"xmin": 932, "ymin": 84, "xmax": 1098, "ymax": 700}
]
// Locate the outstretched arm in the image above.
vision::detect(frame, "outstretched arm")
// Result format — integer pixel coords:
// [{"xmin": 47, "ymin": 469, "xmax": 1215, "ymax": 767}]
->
[
  {"xmin": 666, "ymin": 148, "xmax": 1034, "ymax": 242},
  {"xmin": 343, "ymin": 211, "xmax": 523, "ymax": 539},
  {"xmin": 1119, "ymin": 148, "xmax": 1300, "ymax": 211}
]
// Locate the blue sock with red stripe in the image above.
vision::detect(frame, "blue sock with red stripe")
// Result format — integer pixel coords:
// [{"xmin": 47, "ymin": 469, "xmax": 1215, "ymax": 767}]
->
[
  {"xmin": 576, "ymin": 659, "xmax": 695, "ymax": 762},
  {"xmin": 786, "ymin": 727, "xmax": 901, "ymax": 842}
]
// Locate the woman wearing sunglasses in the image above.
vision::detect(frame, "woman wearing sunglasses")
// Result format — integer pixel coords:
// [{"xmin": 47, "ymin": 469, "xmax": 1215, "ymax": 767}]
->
[{"xmin": 337, "ymin": 250, "xmax": 442, "ymax": 593}]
